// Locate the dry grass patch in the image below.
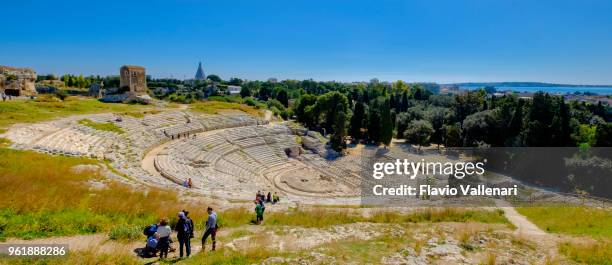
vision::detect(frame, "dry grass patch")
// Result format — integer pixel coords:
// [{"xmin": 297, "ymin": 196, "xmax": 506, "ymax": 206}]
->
[
  {"xmin": 0, "ymin": 148, "xmax": 208, "ymax": 240},
  {"xmin": 559, "ymin": 240, "xmax": 612, "ymax": 265}
]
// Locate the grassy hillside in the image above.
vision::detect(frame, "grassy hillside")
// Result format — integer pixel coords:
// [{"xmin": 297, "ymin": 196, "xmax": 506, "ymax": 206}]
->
[
  {"xmin": 189, "ymin": 101, "xmax": 262, "ymax": 117},
  {"xmin": 517, "ymin": 205, "xmax": 612, "ymax": 264},
  {"xmin": 516, "ymin": 205, "xmax": 612, "ymax": 238},
  {"xmin": 0, "ymin": 148, "xmax": 208, "ymax": 240},
  {"xmin": 0, "ymin": 96, "xmax": 150, "ymax": 129}
]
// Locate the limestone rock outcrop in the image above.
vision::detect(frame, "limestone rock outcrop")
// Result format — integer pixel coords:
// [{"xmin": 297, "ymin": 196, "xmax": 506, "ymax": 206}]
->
[{"xmin": 0, "ymin": 65, "xmax": 37, "ymax": 97}]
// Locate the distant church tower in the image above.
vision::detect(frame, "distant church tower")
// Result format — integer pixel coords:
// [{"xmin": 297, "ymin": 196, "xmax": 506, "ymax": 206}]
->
[{"xmin": 195, "ymin": 62, "xmax": 206, "ymax": 81}]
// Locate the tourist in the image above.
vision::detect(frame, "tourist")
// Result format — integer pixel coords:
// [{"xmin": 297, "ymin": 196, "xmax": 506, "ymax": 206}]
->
[
  {"xmin": 266, "ymin": 192, "xmax": 272, "ymax": 203},
  {"xmin": 202, "ymin": 207, "xmax": 218, "ymax": 251},
  {"xmin": 273, "ymin": 192, "xmax": 280, "ymax": 204},
  {"xmin": 155, "ymin": 218, "xmax": 172, "ymax": 259},
  {"xmin": 255, "ymin": 200, "xmax": 264, "ymax": 224},
  {"xmin": 188, "ymin": 178, "xmax": 193, "ymax": 188},
  {"xmin": 183, "ymin": 179, "xmax": 189, "ymax": 188},
  {"xmin": 175, "ymin": 211, "xmax": 194, "ymax": 258},
  {"xmin": 145, "ymin": 234, "xmax": 158, "ymax": 257}
]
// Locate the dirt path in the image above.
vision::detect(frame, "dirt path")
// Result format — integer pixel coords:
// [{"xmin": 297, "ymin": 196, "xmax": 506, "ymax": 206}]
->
[
  {"xmin": 495, "ymin": 199, "xmax": 560, "ymax": 260},
  {"xmin": 495, "ymin": 200, "xmax": 547, "ymax": 237},
  {"xmin": 3, "ymin": 226, "xmax": 260, "ymax": 260}
]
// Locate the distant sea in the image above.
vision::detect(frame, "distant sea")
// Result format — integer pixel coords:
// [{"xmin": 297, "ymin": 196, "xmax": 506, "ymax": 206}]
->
[{"xmin": 459, "ymin": 86, "xmax": 612, "ymax": 95}]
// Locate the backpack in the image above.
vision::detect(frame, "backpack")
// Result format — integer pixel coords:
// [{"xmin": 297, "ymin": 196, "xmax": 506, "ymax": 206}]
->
[
  {"xmin": 182, "ymin": 219, "xmax": 192, "ymax": 235},
  {"xmin": 143, "ymin": 224, "xmax": 157, "ymax": 236},
  {"xmin": 146, "ymin": 236, "xmax": 158, "ymax": 249}
]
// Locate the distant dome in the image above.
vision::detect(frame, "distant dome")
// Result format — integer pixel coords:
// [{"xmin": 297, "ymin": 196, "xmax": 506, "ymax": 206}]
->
[{"xmin": 195, "ymin": 62, "xmax": 206, "ymax": 81}]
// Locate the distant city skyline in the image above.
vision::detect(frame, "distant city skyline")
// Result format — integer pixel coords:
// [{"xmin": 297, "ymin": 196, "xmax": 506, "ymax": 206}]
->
[{"xmin": 1, "ymin": 1, "xmax": 611, "ymax": 85}]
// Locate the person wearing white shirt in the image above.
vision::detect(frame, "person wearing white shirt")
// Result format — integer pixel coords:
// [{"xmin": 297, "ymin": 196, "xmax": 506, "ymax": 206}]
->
[{"xmin": 155, "ymin": 219, "xmax": 172, "ymax": 259}]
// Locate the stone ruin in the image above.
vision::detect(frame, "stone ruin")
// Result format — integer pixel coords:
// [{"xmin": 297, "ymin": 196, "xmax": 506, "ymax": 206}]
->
[
  {"xmin": 0, "ymin": 65, "xmax": 37, "ymax": 97},
  {"xmin": 89, "ymin": 81, "xmax": 104, "ymax": 98},
  {"xmin": 100, "ymin": 65, "xmax": 150, "ymax": 103},
  {"xmin": 120, "ymin": 65, "xmax": 146, "ymax": 95}
]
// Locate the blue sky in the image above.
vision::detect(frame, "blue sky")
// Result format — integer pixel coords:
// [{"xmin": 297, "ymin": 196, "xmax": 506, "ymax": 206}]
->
[{"xmin": 1, "ymin": 0, "xmax": 612, "ymax": 84}]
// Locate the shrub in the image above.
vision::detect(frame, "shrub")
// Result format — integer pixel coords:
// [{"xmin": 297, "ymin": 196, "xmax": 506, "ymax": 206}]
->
[
  {"xmin": 108, "ymin": 225, "xmax": 143, "ymax": 241},
  {"xmin": 243, "ymin": 97, "xmax": 257, "ymax": 106}
]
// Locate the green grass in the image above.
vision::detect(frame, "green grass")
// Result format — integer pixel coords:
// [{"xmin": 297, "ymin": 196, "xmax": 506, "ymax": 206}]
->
[
  {"xmin": 190, "ymin": 101, "xmax": 262, "ymax": 117},
  {"xmin": 314, "ymin": 236, "xmax": 404, "ymax": 264},
  {"xmin": 107, "ymin": 224, "xmax": 143, "ymax": 241},
  {"xmin": 516, "ymin": 205, "xmax": 612, "ymax": 238},
  {"xmin": 215, "ymin": 207, "xmax": 510, "ymax": 229},
  {"xmin": 78, "ymin": 119, "xmax": 124, "ymax": 134},
  {"xmin": 559, "ymin": 241, "xmax": 612, "ymax": 265},
  {"xmin": 177, "ymin": 247, "xmax": 277, "ymax": 265},
  {"xmin": 0, "ymin": 96, "xmax": 148, "ymax": 129},
  {"xmin": 0, "ymin": 138, "xmax": 10, "ymax": 147},
  {"xmin": 0, "ymin": 208, "xmax": 151, "ymax": 241}
]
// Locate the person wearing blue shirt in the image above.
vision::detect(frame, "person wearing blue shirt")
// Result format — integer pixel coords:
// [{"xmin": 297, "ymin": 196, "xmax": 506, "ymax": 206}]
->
[{"xmin": 202, "ymin": 207, "xmax": 218, "ymax": 251}]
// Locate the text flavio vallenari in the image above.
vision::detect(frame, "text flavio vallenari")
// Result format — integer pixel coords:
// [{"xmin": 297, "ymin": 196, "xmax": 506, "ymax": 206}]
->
[
  {"xmin": 371, "ymin": 159, "xmax": 518, "ymax": 196},
  {"xmin": 372, "ymin": 184, "xmax": 518, "ymax": 196}
]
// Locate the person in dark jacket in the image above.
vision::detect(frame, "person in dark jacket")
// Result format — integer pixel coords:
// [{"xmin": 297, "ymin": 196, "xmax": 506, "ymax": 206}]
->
[{"xmin": 175, "ymin": 211, "xmax": 194, "ymax": 258}]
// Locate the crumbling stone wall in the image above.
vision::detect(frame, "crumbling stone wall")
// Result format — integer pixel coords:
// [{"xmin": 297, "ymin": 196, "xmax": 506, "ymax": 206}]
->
[
  {"xmin": 0, "ymin": 65, "xmax": 37, "ymax": 97},
  {"xmin": 119, "ymin": 65, "xmax": 146, "ymax": 95}
]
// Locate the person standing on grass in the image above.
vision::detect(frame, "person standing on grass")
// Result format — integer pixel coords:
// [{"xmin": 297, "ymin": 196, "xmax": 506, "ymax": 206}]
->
[
  {"xmin": 255, "ymin": 200, "xmax": 264, "ymax": 224},
  {"xmin": 202, "ymin": 207, "xmax": 218, "ymax": 251},
  {"xmin": 155, "ymin": 218, "xmax": 172, "ymax": 259},
  {"xmin": 175, "ymin": 211, "xmax": 194, "ymax": 258}
]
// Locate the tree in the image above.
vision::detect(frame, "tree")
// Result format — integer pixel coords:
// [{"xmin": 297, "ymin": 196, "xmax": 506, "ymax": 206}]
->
[
  {"xmin": 240, "ymin": 86, "xmax": 251, "ymax": 98},
  {"xmin": 462, "ymin": 109, "xmax": 500, "ymax": 146},
  {"xmin": 443, "ymin": 123, "xmax": 462, "ymax": 147},
  {"xmin": 258, "ymin": 85, "xmax": 272, "ymax": 100},
  {"xmin": 294, "ymin": 94, "xmax": 318, "ymax": 128},
  {"xmin": 595, "ymin": 122, "xmax": 612, "ymax": 146},
  {"xmin": 349, "ymin": 100, "xmax": 365, "ymax": 140},
  {"xmin": 276, "ymin": 89, "xmax": 289, "ymax": 107},
  {"xmin": 330, "ymin": 104, "xmax": 347, "ymax": 151},
  {"xmin": 367, "ymin": 109, "xmax": 382, "ymax": 144},
  {"xmin": 404, "ymin": 120, "xmax": 434, "ymax": 148},
  {"xmin": 380, "ymin": 98, "xmax": 393, "ymax": 146},
  {"xmin": 425, "ymin": 107, "xmax": 450, "ymax": 147},
  {"xmin": 453, "ymin": 90, "xmax": 486, "ymax": 122},
  {"xmin": 207, "ymin": 74, "xmax": 222, "ymax": 83},
  {"xmin": 395, "ymin": 112, "xmax": 409, "ymax": 139},
  {"xmin": 523, "ymin": 92, "xmax": 555, "ymax": 146},
  {"xmin": 229, "ymin": 77, "xmax": 243, "ymax": 86},
  {"xmin": 314, "ymin": 91, "xmax": 349, "ymax": 134},
  {"xmin": 400, "ymin": 90, "xmax": 409, "ymax": 112}
]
